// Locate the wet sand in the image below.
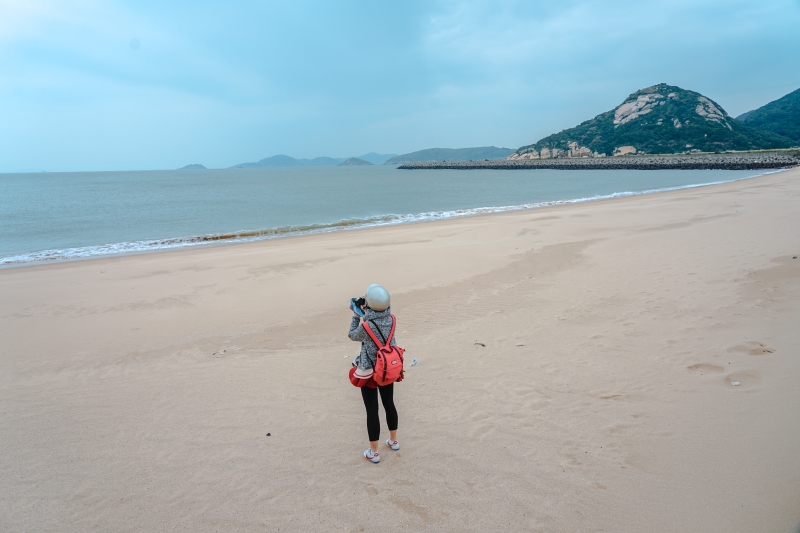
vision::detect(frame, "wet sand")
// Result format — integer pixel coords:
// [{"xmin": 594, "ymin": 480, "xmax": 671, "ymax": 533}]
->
[{"xmin": 1, "ymin": 168, "xmax": 799, "ymax": 532}]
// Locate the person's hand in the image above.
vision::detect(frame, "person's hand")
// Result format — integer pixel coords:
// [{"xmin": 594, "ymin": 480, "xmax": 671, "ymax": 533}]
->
[{"xmin": 350, "ymin": 296, "xmax": 366, "ymax": 316}]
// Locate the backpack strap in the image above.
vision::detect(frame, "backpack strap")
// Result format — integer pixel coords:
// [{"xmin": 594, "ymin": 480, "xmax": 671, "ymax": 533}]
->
[
  {"xmin": 387, "ymin": 315, "xmax": 396, "ymax": 345},
  {"xmin": 362, "ymin": 315, "xmax": 395, "ymax": 348},
  {"xmin": 362, "ymin": 320, "xmax": 384, "ymax": 348}
]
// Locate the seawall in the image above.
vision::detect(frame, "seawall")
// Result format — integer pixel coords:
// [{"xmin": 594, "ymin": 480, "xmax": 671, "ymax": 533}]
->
[{"xmin": 397, "ymin": 152, "xmax": 799, "ymax": 170}]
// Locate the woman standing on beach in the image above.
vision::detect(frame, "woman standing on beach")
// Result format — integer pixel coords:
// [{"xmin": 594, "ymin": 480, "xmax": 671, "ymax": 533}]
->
[{"xmin": 348, "ymin": 284, "xmax": 401, "ymax": 464}]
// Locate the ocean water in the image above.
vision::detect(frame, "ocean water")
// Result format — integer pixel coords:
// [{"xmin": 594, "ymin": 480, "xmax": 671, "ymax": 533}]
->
[{"xmin": 0, "ymin": 166, "xmax": 771, "ymax": 266}]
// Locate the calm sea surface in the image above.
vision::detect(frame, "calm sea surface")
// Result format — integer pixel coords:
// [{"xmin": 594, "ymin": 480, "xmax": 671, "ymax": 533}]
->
[{"xmin": 0, "ymin": 166, "xmax": 770, "ymax": 265}]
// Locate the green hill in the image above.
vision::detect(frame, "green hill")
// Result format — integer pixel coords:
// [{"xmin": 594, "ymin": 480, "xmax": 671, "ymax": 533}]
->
[
  {"xmin": 736, "ymin": 88, "xmax": 800, "ymax": 144},
  {"xmin": 512, "ymin": 84, "xmax": 794, "ymax": 159}
]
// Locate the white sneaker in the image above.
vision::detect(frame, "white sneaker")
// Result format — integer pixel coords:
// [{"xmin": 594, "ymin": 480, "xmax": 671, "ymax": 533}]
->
[
  {"xmin": 364, "ymin": 449, "xmax": 380, "ymax": 464},
  {"xmin": 385, "ymin": 439, "xmax": 400, "ymax": 451}
]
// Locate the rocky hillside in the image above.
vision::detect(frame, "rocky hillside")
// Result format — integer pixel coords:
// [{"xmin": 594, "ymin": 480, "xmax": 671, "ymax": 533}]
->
[
  {"xmin": 512, "ymin": 84, "xmax": 794, "ymax": 159},
  {"xmin": 736, "ymin": 88, "xmax": 800, "ymax": 144}
]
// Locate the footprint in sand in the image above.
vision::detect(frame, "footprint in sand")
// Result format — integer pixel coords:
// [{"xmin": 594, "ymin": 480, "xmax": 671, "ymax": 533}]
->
[
  {"xmin": 727, "ymin": 341, "xmax": 775, "ymax": 356},
  {"xmin": 725, "ymin": 369, "xmax": 761, "ymax": 388},
  {"xmin": 599, "ymin": 393, "xmax": 626, "ymax": 400},
  {"xmin": 687, "ymin": 363, "xmax": 725, "ymax": 375},
  {"xmin": 604, "ymin": 422, "xmax": 634, "ymax": 436}
]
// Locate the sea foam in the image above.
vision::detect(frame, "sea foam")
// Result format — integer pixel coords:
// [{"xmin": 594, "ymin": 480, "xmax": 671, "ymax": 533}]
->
[{"xmin": 0, "ymin": 171, "xmax": 779, "ymax": 267}]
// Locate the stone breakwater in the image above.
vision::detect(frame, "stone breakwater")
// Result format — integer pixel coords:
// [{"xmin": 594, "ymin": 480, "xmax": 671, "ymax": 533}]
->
[{"xmin": 397, "ymin": 153, "xmax": 799, "ymax": 171}]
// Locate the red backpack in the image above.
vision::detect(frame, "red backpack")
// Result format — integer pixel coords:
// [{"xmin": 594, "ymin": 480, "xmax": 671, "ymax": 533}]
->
[{"xmin": 362, "ymin": 315, "xmax": 405, "ymax": 386}]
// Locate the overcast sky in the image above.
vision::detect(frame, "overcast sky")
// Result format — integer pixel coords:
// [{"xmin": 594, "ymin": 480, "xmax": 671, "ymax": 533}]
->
[{"xmin": 2, "ymin": 0, "xmax": 799, "ymax": 172}]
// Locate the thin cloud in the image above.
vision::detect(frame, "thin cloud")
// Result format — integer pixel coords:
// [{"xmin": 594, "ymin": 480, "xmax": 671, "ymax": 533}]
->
[{"xmin": 0, "ymin": 0, "xmax": 798, "ymax": 171}]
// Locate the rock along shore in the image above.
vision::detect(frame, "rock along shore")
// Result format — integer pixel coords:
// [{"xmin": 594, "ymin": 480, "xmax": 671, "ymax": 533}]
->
[{"xmin": 397, "ymin": 152, "xmax": 800, "ymax": 171}]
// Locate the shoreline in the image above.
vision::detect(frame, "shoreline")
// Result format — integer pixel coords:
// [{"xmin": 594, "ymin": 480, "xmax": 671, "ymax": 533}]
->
[
  {"xmin": 2, "ymin": 167, "xmax": 799, "ymax": 531},
  {"xmin": 0, "ymin": 168, "xmax": 786, "ymax": 269}
]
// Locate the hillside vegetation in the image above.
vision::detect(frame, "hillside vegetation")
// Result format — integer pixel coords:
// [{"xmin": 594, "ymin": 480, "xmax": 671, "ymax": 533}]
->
[
  {"xmin": 736, "ymin": 88, "xmax": 800, "ymax": 143},
  {"xmin": 513, "ymin": 84, "xmax": 794, "ymax": 159}
]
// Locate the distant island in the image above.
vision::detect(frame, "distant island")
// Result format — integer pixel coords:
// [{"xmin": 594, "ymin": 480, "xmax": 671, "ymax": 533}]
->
[
  {"xmin": 230, "ymin": 152, "xmax": 397, "ymax": 168},
  {"xmin": 178, "ymin": 164, "xmax": 206, "ymax": 170},
  {"xmin": 510, "ymin": 84, "xmax": 796, "ymax": 160},
  {"xmin": 229, "ymin": 149, "xmax": 522, "ymax": 168},
  {"xmin": 231, "ymin": 155, "xmax": 344, "ymax": 168},
  {"xmin": 384, "ymin": 147, "xmax": 515, "ymax": 165},
  {"xmin": 358, "ymin": 153, "xmax": 398, "ymax": 165},
  {"xmin": 338, "ymin": 157, "xmax": 373, "ymax": 166}
]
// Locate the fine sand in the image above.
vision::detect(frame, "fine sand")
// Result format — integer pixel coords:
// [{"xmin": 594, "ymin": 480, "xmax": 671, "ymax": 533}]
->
[{"xmin": 1, "ymin": 169, "xmax": 799, "ymax": 532}]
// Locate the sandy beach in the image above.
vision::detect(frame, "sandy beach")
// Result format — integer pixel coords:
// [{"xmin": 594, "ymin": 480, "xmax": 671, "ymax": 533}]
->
[{"xmin": 2, "ymin": 169, "xmax": 799, "ymax": 532}]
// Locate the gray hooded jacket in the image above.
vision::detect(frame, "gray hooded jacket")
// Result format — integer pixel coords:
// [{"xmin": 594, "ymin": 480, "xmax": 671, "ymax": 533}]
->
[{"xmin": 349, "ymin": 307, "xmax": 397, "ymax": 372}]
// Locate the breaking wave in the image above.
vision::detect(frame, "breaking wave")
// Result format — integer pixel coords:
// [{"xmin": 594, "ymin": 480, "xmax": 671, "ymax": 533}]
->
[{"xmin": 0, "ymin": 171, "xmax": 781, "ymax": 266}]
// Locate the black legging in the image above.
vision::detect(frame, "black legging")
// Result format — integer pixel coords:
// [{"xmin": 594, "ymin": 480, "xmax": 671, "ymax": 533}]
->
[{"xmin": 361, "ymin": 384, "xmax": 398, "ymax": 442}]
